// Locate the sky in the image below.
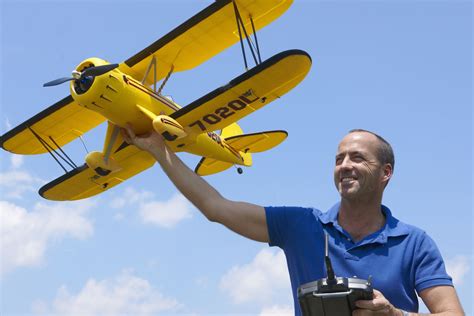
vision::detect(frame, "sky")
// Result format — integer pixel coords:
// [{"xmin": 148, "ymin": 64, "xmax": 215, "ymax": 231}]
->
[{"xmin": 0, "ymin": 0, "xmax": 472, "ymax": 315}]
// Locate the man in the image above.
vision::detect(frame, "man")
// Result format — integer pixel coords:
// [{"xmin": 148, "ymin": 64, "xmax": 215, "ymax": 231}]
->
[{"xmin": 122, "ymin": 126, "xmax": 464, "ymax": 316}]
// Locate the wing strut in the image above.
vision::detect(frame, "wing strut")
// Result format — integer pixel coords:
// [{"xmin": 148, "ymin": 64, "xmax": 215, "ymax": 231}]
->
[
  {"xmin": 232, "ymin": 0, "xmax": 262, "ymax": 70},
  {"xmin": 140, "ymin": 55, "xmax": 174, "ymax": 94},
  {"xmin": 141, "ymin": 56, "xmax": 157, "ymax": 91},
  {"xmin": 28, "ymin": 127, "xmax": 78, "ymax": 173},
  {"xmin": 158, "ymin": 65, "xmax": 174, "ymax": 94}
]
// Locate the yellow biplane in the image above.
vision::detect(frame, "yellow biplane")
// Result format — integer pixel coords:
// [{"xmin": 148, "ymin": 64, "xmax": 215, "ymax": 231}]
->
[{"xmin": 0, "ymin": 0, "xmax": 311, "ymax": 201}]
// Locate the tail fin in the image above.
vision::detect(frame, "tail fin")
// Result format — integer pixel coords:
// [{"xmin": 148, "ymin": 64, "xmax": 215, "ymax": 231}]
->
[{"xmin": 220, "ymin": 123, "xmax": 243, "ymax": 138}]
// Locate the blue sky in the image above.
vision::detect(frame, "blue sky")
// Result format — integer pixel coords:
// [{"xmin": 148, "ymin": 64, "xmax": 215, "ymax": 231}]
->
[{"xmin": 0, "ymin": 0, "xmax": 472, "ymax": 315}]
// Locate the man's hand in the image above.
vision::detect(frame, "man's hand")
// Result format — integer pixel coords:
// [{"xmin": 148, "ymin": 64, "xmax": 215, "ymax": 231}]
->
[
  {"xmin": 353, "ymin": 289, "xmax": 402, "ymax": 316},
  {"xmin": 121, "ymin": 124, "xmax": 165, "ymax": 154}
]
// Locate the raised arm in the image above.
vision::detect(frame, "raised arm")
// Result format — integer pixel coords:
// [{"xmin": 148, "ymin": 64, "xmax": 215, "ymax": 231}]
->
[{"xmin": 122, "ymin": 126, "xmax": 269, "ymax": 243}]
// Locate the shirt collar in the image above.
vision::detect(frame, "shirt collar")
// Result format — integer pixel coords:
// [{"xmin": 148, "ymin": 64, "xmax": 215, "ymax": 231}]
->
[{"xmin": 318, "ymin": 202, "xmax": 410, "ymax": 243}]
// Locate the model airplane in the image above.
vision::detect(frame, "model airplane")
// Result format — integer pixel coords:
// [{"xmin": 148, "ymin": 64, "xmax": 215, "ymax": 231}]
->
[{"xmin": 0, "ymin": 0, "xmax": 311, "ymax": 201}]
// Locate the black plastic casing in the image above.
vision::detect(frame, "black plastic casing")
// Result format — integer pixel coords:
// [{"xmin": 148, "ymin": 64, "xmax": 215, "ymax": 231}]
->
[{"xmin": 297, "ymin": 277, "xmax": 373, "ymax": 316}]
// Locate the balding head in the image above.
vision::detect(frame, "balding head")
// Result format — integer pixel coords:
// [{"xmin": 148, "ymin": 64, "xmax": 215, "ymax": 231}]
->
[{"xmin": 347, "ymin": 129, "xmax": 395, "ymax": 172}]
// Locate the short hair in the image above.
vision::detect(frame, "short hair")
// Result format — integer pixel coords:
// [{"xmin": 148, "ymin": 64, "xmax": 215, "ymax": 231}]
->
[{"xmin": 348, "ymin": 129, "xmax": 395, "ymax": 171}]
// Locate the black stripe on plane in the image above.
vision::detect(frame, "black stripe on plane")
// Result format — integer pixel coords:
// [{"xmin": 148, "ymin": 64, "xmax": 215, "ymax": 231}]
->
[
  {"xmin": 114, "ymin": 141, "xmax": 130, "ymax": 153},
  {"xmin": 124, "ymin": 0, "xmax": 232, "ymax": 67},
  {"xmin": 170, "ymin": 49, "xmax": 312, "ymax": 120},
  {"xmin": 38, "ymin": 163, "xmax": 89, "ymax": 199},
  {"xmin": 224, "ymin": 130, "xmax": 288, "ymax": 142},
  {"xmin": 194, "ymin": 156, "xmax": 207, "ymax": 174},
  {"xmin": 0, "ymin": 95, "xmax": 74, "ymax": 150}
]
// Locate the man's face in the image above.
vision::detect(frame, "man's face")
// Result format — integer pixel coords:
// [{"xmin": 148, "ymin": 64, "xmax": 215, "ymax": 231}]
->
[{"xmin": 334, "ymin": 132, "xmax": 389, "ymax": 200}]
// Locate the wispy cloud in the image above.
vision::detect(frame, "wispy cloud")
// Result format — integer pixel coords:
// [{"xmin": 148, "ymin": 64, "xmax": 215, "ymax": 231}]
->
[
  {"xmin": 259, "ymin": 305, "xmax": 293, "ymax": 316},
  {"xmin": 0, "ymin": 199, "xmax": 95, "ymax": 275},
  {"xmin": 109, "ymin": 187, "xmax": 193, "ymax": 228},
  {"xmin": 109, "ymin": 187, "xmax": 154, "ymax": 209},
  {"xmin": 446, "ymin": 255, "xmax": 471, "ymax": 286},
  {"xmin": 139, "ymin": 194, "xmax": 192, "ymax": 228},
  {"xmin": 0, "ymin": 169, "xmax": 45, "ymax": 199},
  {"xmin": 33, "ymin": 270, "xmax": 180, "ymax": 315},
  {"xmin": 10, "ymin": 154, "xmax": 24, "ymax": 168},
  {"xmin": 219, "ymin": 248, "xmax": 291, "ymax": 305},
  {"xmin": 4, "ymin": 118, "xmax": 12, "ymax": 131}
]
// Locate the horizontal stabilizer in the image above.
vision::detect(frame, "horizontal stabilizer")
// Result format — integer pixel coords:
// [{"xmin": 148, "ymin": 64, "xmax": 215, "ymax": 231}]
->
[
  {"xmin": 0, "ymin": 96, "xmax": 105, "ymax": 155},
  {"xmin": 39, "ymin": 144, "xmax": 155, "ymax": 201},
  {"xmin": 225, "ymin": 130, "xmax": 287, "ymax": 153},
  {"xmin": 195, "ymin": 157, "xmax": 233, "ymax": 176}
]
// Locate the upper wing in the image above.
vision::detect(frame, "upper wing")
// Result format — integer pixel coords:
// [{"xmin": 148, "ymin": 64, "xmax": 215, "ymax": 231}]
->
[
  {"xmin": 171, "ymin": 49, "xmax": 311, "ymax": 134},
  {"xmin": 39, "ymin": 143, "xmax": 156, "ymax": 201},
  {"xmin": 0, "ymin": 96, "xmax": 105, "ymax": 155},
  {"xmin": 119, "ymin": 0, "xmax": 293, "ymax": 85}
]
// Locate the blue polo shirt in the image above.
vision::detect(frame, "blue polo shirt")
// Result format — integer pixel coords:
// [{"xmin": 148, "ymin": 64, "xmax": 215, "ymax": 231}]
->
[{"xmin": 265, "ymin": 203, "xmax": 453, "ymax": 315}]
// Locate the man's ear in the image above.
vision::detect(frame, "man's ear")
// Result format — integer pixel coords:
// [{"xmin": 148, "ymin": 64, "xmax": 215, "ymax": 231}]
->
[{"xmin": 382, "ymin": 163, "xmax": 393, "ymax": 185}]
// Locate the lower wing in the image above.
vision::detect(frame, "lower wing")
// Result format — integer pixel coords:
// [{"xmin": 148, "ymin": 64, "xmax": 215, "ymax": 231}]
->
[{"xmin": 39, "ymin": 143, "xmax": 155, "ymax": 201}]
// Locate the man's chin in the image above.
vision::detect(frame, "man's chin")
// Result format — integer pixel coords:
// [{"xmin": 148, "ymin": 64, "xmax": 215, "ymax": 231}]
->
[{"xmin": 338, "ymin": 187, "xmax": 360, "ymax": 200}]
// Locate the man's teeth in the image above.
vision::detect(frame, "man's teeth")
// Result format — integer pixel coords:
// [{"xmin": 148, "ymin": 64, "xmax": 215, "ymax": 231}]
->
[{"xmin": 341, "ymin": 177, "xmax": 356, "ymax": 182}]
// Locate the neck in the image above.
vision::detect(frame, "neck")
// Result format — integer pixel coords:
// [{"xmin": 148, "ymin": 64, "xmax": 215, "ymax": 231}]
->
[{"xmin": 338, "ymin": 193, "xmax": 385, "ymax": 242}]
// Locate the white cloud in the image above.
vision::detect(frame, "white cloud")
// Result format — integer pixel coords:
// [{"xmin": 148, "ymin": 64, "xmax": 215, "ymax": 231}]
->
[
  {"xmin": 139, "ymin": 194, "xmax": 193, "ymax": 228},
  {"xmin": 259, "ymin": 305, "xmax": 293, "ymax": 316},
  {"xmin": 219, "ymin": 248, "xmax": 291, "ymax": 305},
  {"xmin": 0, "ymin": 200, "xmax": 95, "ymax": 275},
  {"xmin": 5, "ymin": 118, "xmax": 12, "ymax": 130},
  {"xmin": 109, "ymin": 187, "xmax": 154, "ymax": 209},
  {"xmin": 0, "ymin": 169, "xmax": 45, "ymax": 199},
  {"xmin": 109, "ymin": 188, "xmax": 193, "ymax": 228},
  {"xmin": 445, "ymin": 255, "xmax": 471, "ymax": 286},
  {"xmin": 10, "ymin": 154, "xmax": 24, "ymax": 168},
  {"xmin": 33, "ymin": 270, "xmax": 180, "ymax": 315}
]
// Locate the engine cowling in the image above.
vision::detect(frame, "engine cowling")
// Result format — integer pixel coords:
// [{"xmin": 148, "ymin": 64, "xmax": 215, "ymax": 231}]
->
[{"xmin": 85, "ymin": 151, "xmax": 121, "ymax": 176}]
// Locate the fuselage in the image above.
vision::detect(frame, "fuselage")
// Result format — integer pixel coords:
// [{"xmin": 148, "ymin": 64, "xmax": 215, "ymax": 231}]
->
[{"xmin": 70, "ymin": 58, "xmax": 244, "ymax": 165}]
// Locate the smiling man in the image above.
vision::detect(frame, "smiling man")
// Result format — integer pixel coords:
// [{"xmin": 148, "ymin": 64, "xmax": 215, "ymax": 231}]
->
[{"xmin": 122, "ymin": 126, "xmax": 464, "ymax": 316}]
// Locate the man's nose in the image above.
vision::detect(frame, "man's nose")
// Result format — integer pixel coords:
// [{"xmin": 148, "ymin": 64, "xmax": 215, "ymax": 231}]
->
[{"xmin": 340, "ymin": 156, "xmax": 353, "ymax": 169}]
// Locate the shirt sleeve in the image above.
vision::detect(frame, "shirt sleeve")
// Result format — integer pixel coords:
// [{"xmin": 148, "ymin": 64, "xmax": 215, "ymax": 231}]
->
[
  {"xmin": 265, "ymin": 206, "xmax": 316, "ymax": 249},
  {"xmin": 414, "ymin": 232, "xmax": 453, "ymax": 293}
]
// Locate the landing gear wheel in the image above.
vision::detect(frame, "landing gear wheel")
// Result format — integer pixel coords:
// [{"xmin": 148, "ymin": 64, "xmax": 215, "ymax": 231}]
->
[{"xmin": 237, "ymin": 167, "xmax": 243, "ymax": 174}]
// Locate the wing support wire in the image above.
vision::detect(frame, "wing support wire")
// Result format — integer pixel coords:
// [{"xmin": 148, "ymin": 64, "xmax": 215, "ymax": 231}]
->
[
  {"xmin": 28, "ymin": 127, "xmax": 78, "ymax": 173},
  {"xmin": 140, "ymin": 55, "xmax": 174, "ymax": 94},
  {"xmin": 232, "ymin": 0, "xmax": 262, "ymax": 71}
]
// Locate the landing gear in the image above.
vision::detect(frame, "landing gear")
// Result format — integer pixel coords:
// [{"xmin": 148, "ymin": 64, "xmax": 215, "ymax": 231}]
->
[{"xmin": 237, "ymin": 167, "xmax": 243, "ymax": 174}]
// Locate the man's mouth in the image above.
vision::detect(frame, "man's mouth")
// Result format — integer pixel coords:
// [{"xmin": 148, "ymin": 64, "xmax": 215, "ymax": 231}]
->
[{"xmin": 341, "ymin": 176, "xmax": 357, "ymax": 183}]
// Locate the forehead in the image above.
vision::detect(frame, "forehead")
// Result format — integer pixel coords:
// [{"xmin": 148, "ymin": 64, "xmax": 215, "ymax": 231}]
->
[{"xmin": 336, "ymin": 132, "xmax": 379, "ymax": 155}]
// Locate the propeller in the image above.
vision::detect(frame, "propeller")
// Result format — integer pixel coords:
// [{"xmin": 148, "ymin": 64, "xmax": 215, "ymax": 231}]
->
[{"xmin": 43, "ymin": 64, "xmax": 119, "ymax": 87}]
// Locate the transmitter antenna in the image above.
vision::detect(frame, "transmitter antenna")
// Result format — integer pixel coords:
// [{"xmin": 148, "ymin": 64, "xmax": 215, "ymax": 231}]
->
[{"xmin": 324, "ymin": 233, "xmax": 336, "ymax": 282}]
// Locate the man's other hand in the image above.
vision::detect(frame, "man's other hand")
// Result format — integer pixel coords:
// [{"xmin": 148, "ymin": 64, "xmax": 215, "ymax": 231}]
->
[{"xmin": 353, "ymin": 289, "xmax": 402, "ymax": 316}]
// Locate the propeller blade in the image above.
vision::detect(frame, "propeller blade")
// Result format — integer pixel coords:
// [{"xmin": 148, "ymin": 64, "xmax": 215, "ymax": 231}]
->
[
  {"xmin": 43, "ymin": 77, "xmax": 74, "ymax": 87},
  {"xmin": 81, "ymin": 64, "xmax": 119, "ymax": 78}
]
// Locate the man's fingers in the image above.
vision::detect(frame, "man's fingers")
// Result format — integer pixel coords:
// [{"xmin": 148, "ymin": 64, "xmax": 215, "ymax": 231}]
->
[
  {"xmin": 355, "ymin": 299, "xmax": 386, "ymax": 311},
  {"xmin": 120, "ymin": 128, "xmax": 131, "ymax": 144},
  {"xmin": 356, "ymin": 299, "xmax": 376, "ymax": 309},
  {"xmin": 121, "ymin": 123, "xmax": 135, "ymax": 144}
]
